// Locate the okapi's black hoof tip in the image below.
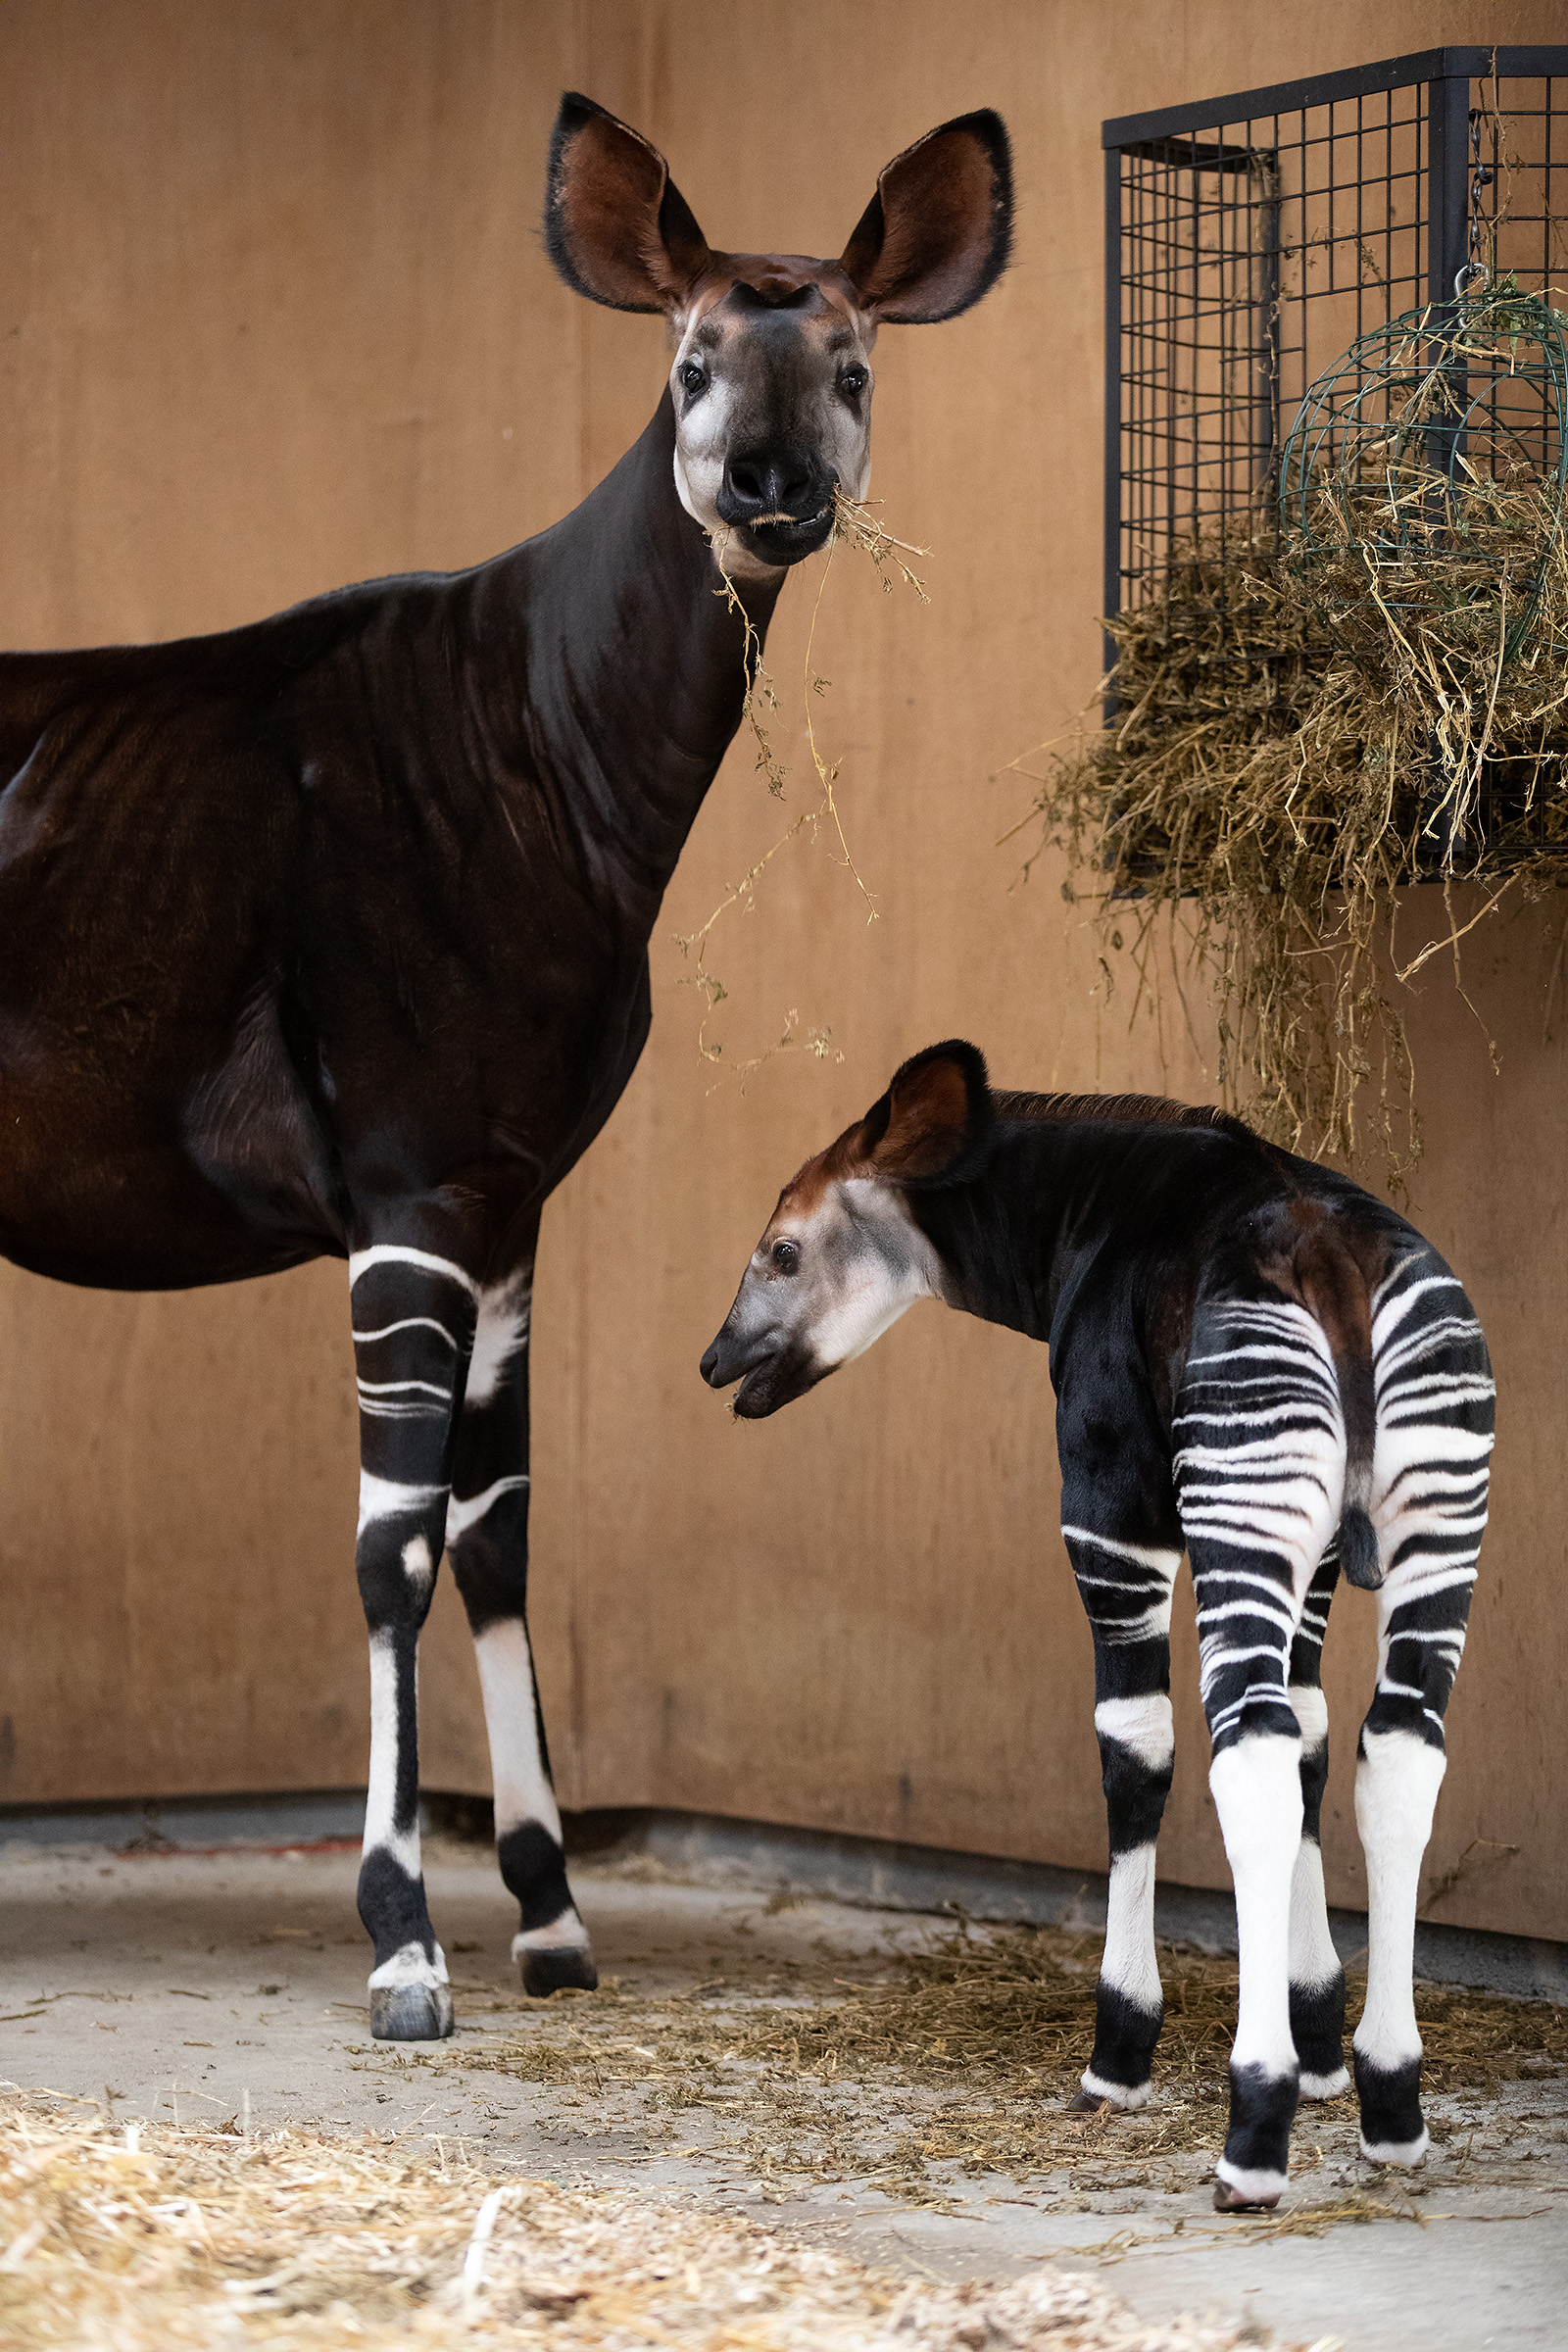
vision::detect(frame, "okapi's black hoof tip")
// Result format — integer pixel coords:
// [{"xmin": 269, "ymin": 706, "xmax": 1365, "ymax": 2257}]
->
[
  {"xmin": 1066, "ymin": 2088, "xmax": 1121, "ymax": 2115},
  {"xmin": 520, "ymin": 1946, "xmax": 599, "ymax": 1998},
  {"xmin": 369, "ymin": 1984, "xmax": 455, "ymax": 2040}
]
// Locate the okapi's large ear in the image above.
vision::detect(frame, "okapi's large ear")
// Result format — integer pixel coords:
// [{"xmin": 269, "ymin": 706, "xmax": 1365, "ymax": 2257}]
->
[
  {"xmin": 840, "ymin": 110, "xmax": 1012, "ymax": 324},
  {"xmin": 545, "ymin": 92, "xmax": 712, "ymax": 314},
  {"xmin": 861, "ymin": 1041, "xmax": 994, "ymax": 1187}
]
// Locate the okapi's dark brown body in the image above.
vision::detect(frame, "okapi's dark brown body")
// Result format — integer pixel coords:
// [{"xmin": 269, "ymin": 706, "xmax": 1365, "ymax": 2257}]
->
[
  {"xmin": 0, "ymin": 88, "xmax": 1012, "ymax": 2040},
  {"xmin": 0, "ymin": 394, "xmax": 763, "ymax": 1292}
]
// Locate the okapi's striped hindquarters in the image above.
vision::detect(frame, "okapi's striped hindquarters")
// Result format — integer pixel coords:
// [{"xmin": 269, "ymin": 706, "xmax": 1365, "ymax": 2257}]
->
[
  {"xmin": 1166, "ymin": 1253, "xmax": 1493, "ymax": 2204},
  {"xmin": 701, "ymin": 1040, "xmax": 1494, "ymax": 2212}
]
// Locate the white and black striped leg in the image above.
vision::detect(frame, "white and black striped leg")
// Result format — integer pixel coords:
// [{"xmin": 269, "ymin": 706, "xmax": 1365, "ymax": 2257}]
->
[
  {"xmin": 1289, "ymin": 1553, "xmax": 1348, "ymax": 2097},
  {"xmin": 1061, "ymin": 1519, "xmax": 1181, "ymax": 2112},
  {"xmin": 1352, "ymin": 1251, "xmax": 1492, "ymax": 2164},
  {"xmin": 447, "ymin": 1255, "xmax": 596, "ymax": 1999},
  {"xmin": 351, "ymin": 1239, "xmax": 477, "ymax": 2041},
  {"xmin": 1177, "ymin": 1292, "xmax": 1344, "ymax": 2208}
]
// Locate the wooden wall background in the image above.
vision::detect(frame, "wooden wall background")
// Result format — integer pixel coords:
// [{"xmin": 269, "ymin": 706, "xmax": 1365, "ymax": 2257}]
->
[{"xmin": 1, "ymin": 0, "xmax": 1563, "ymax": 1944}]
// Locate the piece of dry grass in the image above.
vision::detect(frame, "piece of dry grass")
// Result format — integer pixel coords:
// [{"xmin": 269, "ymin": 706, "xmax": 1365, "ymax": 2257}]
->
[
  {"xmin": 1012, "ymin": 356, "xmax": 1568, "ymax": 1185},
  {"xmin": 0, "ymin": 2089, "xmax": 1265, "ymax": 2351},
  {"xmin": 672, "ymin": 492, "xmax": 928, "ymax": 1085},
  {"xmin": 415, "ymin": 1923, "xmax": 1567, "ymax": 2207}
]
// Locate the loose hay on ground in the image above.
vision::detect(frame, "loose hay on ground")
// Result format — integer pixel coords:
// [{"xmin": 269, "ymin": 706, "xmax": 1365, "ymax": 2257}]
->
[
  {"xmin": 413, "ymin": 1925, "xmax": 1568, "ymax": 2202},
  {"xmin": 0, "ymin": 2091, "xmax": 1271, "ymax": 2350}
]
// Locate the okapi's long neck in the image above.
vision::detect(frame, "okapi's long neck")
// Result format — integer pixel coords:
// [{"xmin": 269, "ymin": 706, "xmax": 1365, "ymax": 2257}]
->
[
  {"xmin": 911, "ymin": 1126, "xmax": 1094, "ymax": 1345},
  {"xmin": 509, "ymin": 389, "xmax": 783, "ymax": 926}
]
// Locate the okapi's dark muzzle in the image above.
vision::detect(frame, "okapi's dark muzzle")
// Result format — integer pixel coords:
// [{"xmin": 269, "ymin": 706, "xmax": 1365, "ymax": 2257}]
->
[{"xmin": 717, "ymin": 446, "xmax": 836, "ymax": 564}]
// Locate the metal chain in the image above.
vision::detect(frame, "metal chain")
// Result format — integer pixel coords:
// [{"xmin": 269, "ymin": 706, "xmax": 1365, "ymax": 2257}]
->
[{"xmin": 1455, "ymin": 107, "xmax": 1494, "ymax": 298}]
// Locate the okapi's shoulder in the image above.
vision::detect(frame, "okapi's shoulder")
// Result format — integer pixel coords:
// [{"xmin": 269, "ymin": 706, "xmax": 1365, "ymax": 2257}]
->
[{"xmin": 994, "ymin": 1088, "xmax": 1257, "ymax": 1145}]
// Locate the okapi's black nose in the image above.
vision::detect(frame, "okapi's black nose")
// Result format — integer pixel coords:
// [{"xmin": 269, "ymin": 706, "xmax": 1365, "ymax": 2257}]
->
[
  {"xmin": 699, "ymin": 1337, "xmax": 722, "ymax": 1385},
  {"xmin": 720, "ymin": 446, "xmax": 826, "ymax": 521}
]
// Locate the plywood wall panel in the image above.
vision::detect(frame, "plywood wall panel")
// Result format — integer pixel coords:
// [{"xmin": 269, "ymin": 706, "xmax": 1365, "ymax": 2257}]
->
[{"xmin": 1, "ymin": 0, "xmax": 1562, "ymax": 1947}]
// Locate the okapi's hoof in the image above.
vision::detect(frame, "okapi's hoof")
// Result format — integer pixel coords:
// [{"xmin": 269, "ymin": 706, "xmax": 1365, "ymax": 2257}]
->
[
  {"xmin": 370, "ymin": 1984, "xmax": 455, "ymax": 2041},
  {"xmin": 1211, "ymin": 2176, "xmax": 1281, "ymax": 2213},
  {"xmin": 1067, "ymin": 2088, "xmax": 1123, "ymax": 2115},
  {"xmin": 520, "ymin": 1945, "xmax": 599, "ymax": 1998}
]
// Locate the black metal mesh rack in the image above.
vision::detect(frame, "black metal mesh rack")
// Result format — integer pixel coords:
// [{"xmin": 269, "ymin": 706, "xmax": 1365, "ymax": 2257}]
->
[{"xmin": 1102, "ymin": 46, "xmax": 1568, "ymax": 621}]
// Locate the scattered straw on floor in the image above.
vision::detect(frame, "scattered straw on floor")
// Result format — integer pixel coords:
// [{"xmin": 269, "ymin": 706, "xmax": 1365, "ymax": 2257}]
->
[
  {"xmin": 0, "ymin": 2091, "xmax": 1271, "ymax": 2351},
  {"xmin": 404, "ymin": 1923, "xmax": 1567, "ymax": 2210}
]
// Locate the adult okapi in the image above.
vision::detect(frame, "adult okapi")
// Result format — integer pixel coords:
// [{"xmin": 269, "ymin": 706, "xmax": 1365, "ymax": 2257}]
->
[{"xmin": 0, "ymin": 96, "xmax": 1012, "ymax": 2038}]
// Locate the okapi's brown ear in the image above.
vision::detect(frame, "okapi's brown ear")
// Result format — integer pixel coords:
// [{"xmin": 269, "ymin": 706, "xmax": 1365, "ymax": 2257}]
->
[
  {"xmin": 840, "ymin": 110, "xmax": 1012, "ymax": 324},
  {"xmin": 545, "ymin": 92, "xmax": 712, "ymax": 315},
  {"xmin": 861, "ymin": 1040, "xmax": 994, "ymax": 1187}
]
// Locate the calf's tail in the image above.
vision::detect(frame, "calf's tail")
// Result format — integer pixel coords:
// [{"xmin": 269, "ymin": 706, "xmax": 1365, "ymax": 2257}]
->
[{"xmin": 1296, "ymin": 1222, "xmax": 1382, "ymax": 1591}]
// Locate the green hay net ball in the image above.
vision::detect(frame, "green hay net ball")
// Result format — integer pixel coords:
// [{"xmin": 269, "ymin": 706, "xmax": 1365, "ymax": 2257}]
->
[{"xmin": 1280, "ymin": 283, "xmax": 1568, "ymax": 666}]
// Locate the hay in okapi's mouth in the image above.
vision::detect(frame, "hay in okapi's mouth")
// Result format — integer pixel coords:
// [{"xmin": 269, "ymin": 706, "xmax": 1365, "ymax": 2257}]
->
[
  {"xmin": 1012, "ymin": 413, "xmax": 1568, "ymax": 1188},
  {"xmin": 673, "ymin": 491, "xmax": 930, "ymax": 1088},
  {"xmin": 407, "ymin": 1921, "xmax": 1568, "ymax": 2215}
]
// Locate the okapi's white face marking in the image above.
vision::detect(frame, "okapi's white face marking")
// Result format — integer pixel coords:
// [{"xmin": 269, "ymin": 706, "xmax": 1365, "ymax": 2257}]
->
[
  {"xmin": 669, "ymin": 277, "xmax": 876, "ymax": 583},
  {"xmin": 702, "ymin": 1166, "xmax": 942, "ymax": 1419},
  {"xmin": 546, "ymin": 97, "xmax": 1011, "ymax": 580}
]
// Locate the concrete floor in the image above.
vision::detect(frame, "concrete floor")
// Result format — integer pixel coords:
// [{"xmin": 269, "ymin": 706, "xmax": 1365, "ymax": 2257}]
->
[{"xmin": 2, "ymin": 1831, "xmax": 1563, "ymax": 2350}]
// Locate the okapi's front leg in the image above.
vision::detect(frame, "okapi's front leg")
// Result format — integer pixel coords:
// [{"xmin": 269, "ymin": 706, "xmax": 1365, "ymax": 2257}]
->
[
  {"xmin": 350, "ymin": 1239, "xmax": 478, "ymax": 2041},
  {"xmin": 1058, "ymin": 1446, "xmax": 1183, "ymax": 2114},
  {"xmin": 447, "ymin": 1250, "xmax": 597, "ymax": 1997}
]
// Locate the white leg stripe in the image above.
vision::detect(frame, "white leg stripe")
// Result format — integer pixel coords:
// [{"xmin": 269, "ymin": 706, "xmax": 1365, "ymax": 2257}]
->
[
  {"xmin": 1288, "ymin": 1831, "xmax": 1342, "ymax": 1990},
  {"xmin": 1353, "ymin": 1730, "xmax": 1445, "ymax": 2072},
  {"xmin": 1209, "ymin": 1734, "xmax": 1302, "ymax": 2080},
  {"xmin": 363, "ymin": 1629, "xmax": 420, "ymax": 1880},
  {"xmin": 368, "ymin": 1938, "xmax": 449, "ymax": 1991},
  {"xmin": 359, "ymin": 1472, "xmax": 445, "ymax": 1536},
  {"xmin": 1100, "ymin": 1842, "xmax": 1162, "ymax": 2015},
  {"xmin": 1214, "ymin": 2156, "xmax": 1288, "ymax": 2202},
  {"xmin": 446, "ymin": 1476, "xmax": 530, "ymax": 1547},
  {"xmin": 474, "ymin": 1618, "xmax": 562, "ymax": 1842},
  {"xmin": 1062, "ymin": 1526, "xmax": 1182, "ymax": 1572},
  {"xmin": 1079, "ymin": 2068, "xmax": 1152, "ymax": 2110},
  {"xmin": 349, "ymin": 1245, "xmax": 479, "ymax": 1298},
  {"xmin": 352, "ymin": 1315, "xmax": 461, "ymax": 1348},
  {"xmin": 467, "ymin": 1272, "xmax": 533, "ymax": 1406},
  {"xmin": 514, "ymin": 1909, "xmax": 591, "ymax": 1957},
  {"xmin": 1094, "ymin": 1694, "xmax": 1175, "ymax": 1774}
]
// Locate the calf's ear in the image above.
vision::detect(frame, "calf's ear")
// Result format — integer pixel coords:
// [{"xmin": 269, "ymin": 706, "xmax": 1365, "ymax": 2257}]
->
[
  {"xmin": 862, "ymin": 1040, "xmax": 993, "ymax": 1186},
  {"xmin": 545, "ymin": 93, "xmax": 712, "ymax": 314},
  {"xmin": 840, "ymin": 110, "xmax": 1012, "ymax": 323}
]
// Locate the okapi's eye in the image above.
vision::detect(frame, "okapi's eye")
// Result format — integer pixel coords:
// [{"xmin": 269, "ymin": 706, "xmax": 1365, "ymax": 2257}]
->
[
  {"xmin": 679, "ymin": 361, "xmax": 707, "ymax": 399},
  {"xmin": 770, "ymin": 1238, "xmax": 801, "ymax": 1276},
  {"xmin": 839, "ymin": 366, "xmax": 869, "ymax": 400}
]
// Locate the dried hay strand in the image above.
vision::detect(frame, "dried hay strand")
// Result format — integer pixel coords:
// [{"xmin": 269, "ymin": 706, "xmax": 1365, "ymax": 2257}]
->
[
  {"xmin": 1014, "ymin": 360, "xmax": 1568, "ymax": 1185},
  {"xmin": 418, "ymin": 1923, "xmax": 1567, "ymax": 2205},
  {"xmin": 0, "ymin": 2089, "xmax": 1264, "ymax": 2352},
  {"xmin": 672, "ymin": 492, "xmax": 929, "ymax": 1086}
]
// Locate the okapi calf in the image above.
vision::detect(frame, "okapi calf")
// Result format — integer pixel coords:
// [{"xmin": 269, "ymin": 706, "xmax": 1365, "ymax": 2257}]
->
[
  {"xmin": 0, "ymin": 101, "xmax": 1011, "ymax": 2038},
  {"xmin": 701, "ymin": 1041, "xmax": 1494, "ymax": 2210}
]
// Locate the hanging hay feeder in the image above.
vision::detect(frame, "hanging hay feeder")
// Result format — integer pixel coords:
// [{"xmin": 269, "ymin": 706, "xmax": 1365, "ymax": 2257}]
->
[{"xmin": 1019, "ymin": 282, "xmax": 1568, "ymax": 1183}]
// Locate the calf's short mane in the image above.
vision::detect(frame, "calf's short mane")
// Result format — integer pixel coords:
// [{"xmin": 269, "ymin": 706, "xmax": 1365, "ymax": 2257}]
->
[{"xmin": 994, "ymin": 1088, "xmax": 1257, "ymax": 1143}]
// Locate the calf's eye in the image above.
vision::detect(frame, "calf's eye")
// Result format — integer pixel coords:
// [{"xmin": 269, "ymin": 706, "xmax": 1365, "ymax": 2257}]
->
[
  {"xmin": 679, "ymin": 362, "xmax": 707, "ymax": 397},
  {"xmin": 839, "ymin": 367, "xmax": 868, "ymax": 398},
  {"xmin": 771, "ymin": 1239, "xmax": 801, "ymax": 1275}
]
